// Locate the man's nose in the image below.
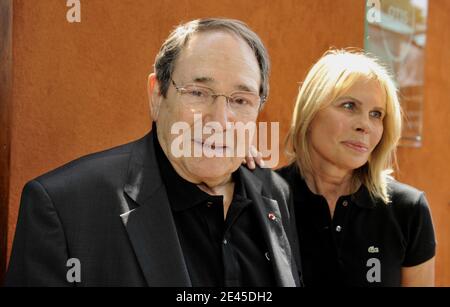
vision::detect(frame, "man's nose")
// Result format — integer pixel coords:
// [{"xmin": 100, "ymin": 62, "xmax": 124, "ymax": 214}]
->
[{"xmin": 206, "ymin": 96, "xmax": 234, "ymax": 128}]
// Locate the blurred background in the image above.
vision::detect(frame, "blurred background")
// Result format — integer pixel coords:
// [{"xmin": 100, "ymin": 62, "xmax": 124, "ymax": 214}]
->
[{"xmin": 1, "ymin": 0, "xmax": 449, "ymax": 285}]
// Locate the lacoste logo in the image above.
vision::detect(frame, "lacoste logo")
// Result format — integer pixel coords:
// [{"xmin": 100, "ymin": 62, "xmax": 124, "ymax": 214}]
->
[{"xmin": 368, "ymin": 246, "xmax": 379, "ymax": 253}]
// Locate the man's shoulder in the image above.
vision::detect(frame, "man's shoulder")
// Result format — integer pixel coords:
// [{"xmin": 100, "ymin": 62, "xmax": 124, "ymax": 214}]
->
[
  {"xmin": 33, "ymin": 135, "xmax": 147, "ymax": 190},
  {"xmin": 241, "ymin": 165, "xmax": 290, "ymax": 198}
]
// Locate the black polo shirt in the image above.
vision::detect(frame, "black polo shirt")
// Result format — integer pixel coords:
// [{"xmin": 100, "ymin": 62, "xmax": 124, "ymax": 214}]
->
[
  {"xmin": 277, "ymin": 163, "xmax": 436, "ymax": 287},
  {"xmin": 153, "ymin": 129, "xmax": 275, "ymax": 287}
]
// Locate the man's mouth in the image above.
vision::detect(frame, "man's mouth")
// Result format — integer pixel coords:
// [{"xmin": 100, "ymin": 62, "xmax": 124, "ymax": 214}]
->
[{"xmin": 193, "ymin": 139, "xmax": 228, "ymax": 150}]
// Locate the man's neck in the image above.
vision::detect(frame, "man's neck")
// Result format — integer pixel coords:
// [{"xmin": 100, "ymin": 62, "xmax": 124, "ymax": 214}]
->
[
  {"xmin": 198, "ymin": 180, "xmax": 235, "ymax": 218},
  {"xmin": 167, "ymin": 155, "xmax": 235, "ymax": 191},
  {"xmin": 156, "ymin": 128, "xmax": 236, "ymax": 217}
]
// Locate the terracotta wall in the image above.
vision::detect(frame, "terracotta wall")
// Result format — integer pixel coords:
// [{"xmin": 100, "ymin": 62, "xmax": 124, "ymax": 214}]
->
[
  {"xmin": 395, "ymin": 0, "xmax": 450, "ymax": 286},
  {"xmin": 2, "ymin": 0, "xmax": 449, "ymax": 285},
  {"xmin": 0, "ymin": 0, "xmax": 12, "ymax": 281}
]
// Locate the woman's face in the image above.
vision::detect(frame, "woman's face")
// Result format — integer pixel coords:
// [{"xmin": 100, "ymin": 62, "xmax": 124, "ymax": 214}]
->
[{"xmin": 308, "ymin": 78, "xmax": 386, "ymax": 173}]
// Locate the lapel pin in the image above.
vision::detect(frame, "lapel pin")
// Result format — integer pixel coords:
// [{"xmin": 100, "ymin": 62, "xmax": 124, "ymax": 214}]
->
[{"xmin": 268, "ymin": 212, "xmax": 276, "ymax": 221}]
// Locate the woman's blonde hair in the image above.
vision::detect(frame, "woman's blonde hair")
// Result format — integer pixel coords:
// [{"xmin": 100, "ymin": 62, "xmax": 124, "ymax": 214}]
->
[{"xmin": 286, "ymin": 49, "xmax": 402, "ymax": 203}]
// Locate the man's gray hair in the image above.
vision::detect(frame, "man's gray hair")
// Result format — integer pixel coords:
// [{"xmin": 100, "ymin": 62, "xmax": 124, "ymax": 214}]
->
[{"xmin": 154, "ymin": 18, "xmax": 270, "ymax": 103}]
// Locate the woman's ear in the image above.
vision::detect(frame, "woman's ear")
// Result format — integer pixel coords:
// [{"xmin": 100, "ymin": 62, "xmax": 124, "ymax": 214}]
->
[{"xmin": 148, "ymin": 73, "xmax": 162, "ymax": 121}]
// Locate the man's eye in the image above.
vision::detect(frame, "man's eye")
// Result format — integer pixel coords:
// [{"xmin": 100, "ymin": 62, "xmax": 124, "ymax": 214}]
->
[
  {"xmin": 231, "ymin": 97, "xmax": 249, "ymax": 105},
  {"xmin": 187, "ymin": 89, "xmax": 207, "ymax": 97}
]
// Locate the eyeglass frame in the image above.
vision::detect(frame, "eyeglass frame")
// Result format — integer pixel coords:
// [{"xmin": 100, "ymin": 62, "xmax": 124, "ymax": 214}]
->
[{"xmin": 170, "ymin": 79, "xmax": 265, "ymax": 113}]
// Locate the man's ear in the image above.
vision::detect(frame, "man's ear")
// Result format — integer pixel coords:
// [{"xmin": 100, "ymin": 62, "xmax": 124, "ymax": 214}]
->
[{"xmin": 148, "ymin": 73, "xmax": 162, "ymax": 121}]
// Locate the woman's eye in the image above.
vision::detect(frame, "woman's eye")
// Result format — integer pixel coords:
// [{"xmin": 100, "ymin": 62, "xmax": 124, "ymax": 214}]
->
[
  {"xmin": 370, "ymin": 110, "xmax": 383, "ymax": 119},
  {"xmin": 342, "ymin": 102, "xmax": 355, "ymax": 110}
]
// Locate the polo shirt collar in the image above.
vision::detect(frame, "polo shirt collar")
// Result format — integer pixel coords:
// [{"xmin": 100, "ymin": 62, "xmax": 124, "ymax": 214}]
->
[
  {"xmin": 152, "ymin": 124, "xmax": 250, "ymax": 212},
  {"xmin": 290, "ymin": 164, "xmax": 377, "ymax": 209},
  {"xmin": 349, "ymin": 184, "xmax": 378, "ymax": 209}
]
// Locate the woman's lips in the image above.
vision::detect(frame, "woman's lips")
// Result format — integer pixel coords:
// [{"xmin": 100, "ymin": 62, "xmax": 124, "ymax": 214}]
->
[{"xmin": 342, "ymin": 141, "xmax": 369, "ymax": 153}]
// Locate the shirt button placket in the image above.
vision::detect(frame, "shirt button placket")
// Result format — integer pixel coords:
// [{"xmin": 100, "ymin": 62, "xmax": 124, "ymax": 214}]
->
[{"xmin": 335, "ymin": 200, "xmax": 349, "ymax": 232}]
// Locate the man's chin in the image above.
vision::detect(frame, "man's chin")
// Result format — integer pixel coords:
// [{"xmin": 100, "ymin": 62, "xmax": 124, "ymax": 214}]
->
[{"xmin": 185, "ymin": 158, "xmax": 239, "ymax": 181}]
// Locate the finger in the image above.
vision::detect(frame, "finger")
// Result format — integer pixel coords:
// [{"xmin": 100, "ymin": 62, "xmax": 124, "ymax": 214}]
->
[
  {"xmin": 245, "ymin": 156, "xmax": 254, "ymax": 165},
  {"xmin": 250, "ymin": 145, "xmax": 258, "ymax": 158},
  {"xmin": 256, "ymin": 153, "xmax": 265, "ymax": 168},
  {"xmin": 260, "ymin": 159, "xmax": 265, "ymax": 167},
  {"xmin": 248, "ymin": 159, "xmax": 256, "ymax": 170},
  {"xmin": 250, "ymin": 146, "xmax": 265, "ymax": 168}
]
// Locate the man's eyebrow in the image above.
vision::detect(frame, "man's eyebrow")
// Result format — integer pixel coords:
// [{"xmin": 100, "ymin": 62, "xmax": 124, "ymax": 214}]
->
[
  {"xmin": 192, "ymin": 76, "xmax": 215, "ymax": 84},
  {"xmin": 235, "ymin": 84, "xmax": 256, "ymax": 93},
  {"xmin": 191, "ymin": 77, "xmax": 257, "ymax": 93}
]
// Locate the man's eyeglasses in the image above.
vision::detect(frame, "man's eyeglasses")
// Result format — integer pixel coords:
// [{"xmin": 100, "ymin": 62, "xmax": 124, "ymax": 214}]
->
[{"xmin": 171, "ymin": 79, "xmax": 264, "ymax": 116}]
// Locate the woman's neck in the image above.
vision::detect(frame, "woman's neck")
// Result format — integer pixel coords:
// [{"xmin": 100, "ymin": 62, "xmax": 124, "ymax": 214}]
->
[
  {"xmin": 304, "ymin": 156, "xmax": 358, "ymax": 218},
  {"xmin": 304, "ymin": 169, "xmax": 353, "ymax": 199}
]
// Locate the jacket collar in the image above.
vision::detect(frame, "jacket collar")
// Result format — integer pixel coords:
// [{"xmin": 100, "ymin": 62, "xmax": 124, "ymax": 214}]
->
[
  {"xmin": 240, "ymin": 167, "xmax": 300, "ymax": 286},
  {"xmin": 286, "ymin": 163, "xmax": 378, "ymax": 210},
  {"xmin": 121, "ymin": 130, "xmax": 191, "ymax": 286}
]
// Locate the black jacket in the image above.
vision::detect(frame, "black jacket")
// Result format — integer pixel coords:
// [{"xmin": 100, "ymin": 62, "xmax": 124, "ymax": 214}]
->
[{"xmin": 5, "ymin": 132, "xmax": 301, "ymax": 287}]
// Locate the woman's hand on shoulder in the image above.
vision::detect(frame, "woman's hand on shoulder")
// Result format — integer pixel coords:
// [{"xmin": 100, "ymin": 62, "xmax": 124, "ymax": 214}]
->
[{"xmin": 243, "ymin": 145, "xmax": 265, "ymax": 170}]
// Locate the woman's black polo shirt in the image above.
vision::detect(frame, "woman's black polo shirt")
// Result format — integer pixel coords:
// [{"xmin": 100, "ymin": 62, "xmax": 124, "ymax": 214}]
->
[{"xmin": 277, "ymin": 163, "xmax": 436, "ymax": 287}]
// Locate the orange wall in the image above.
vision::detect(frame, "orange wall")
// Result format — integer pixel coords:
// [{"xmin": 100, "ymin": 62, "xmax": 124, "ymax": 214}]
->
[
  {"xmin": 0, "ymin": 0, "xmax": 12, "ymax": 281},
  {"xmin": 4, "ymin": 0, "xmax": 449, "ymax": 285},
  {"xmin": 395, "ymin": 0, "xmax": 450, "ymax": 286}
]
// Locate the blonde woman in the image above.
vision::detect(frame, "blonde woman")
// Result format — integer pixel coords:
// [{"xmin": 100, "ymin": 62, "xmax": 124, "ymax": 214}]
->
[{"xmin": 248, "ymin": 50, "xmax": 436, "ymax": 286}]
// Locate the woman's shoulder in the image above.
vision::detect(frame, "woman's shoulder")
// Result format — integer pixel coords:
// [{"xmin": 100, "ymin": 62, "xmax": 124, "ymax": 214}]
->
[
  {"xmin": 384, "ymin": 179, "xmax": 436, "ymax": 267},
  {"xmin": 275, "ymin": 162, "xmax": 298, "ymax": 181},
  {"xmin": 386, "ymin": 178, "xmax": 427, "ymax": 208},
  {"xmin": 383, "ymin": 179, "xmax": 433, "ymax": 229}
]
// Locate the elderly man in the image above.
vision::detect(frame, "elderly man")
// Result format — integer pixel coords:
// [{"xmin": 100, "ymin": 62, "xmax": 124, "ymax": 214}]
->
[{"xmin": 6, "ymin": 18, "xmax": 301, "ymax": 287}]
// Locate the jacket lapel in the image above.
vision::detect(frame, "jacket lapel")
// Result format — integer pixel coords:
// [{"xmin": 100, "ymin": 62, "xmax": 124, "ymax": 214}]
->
[
  {"xmin": 240, "ymin": 167, "xmax": 299, "ymax": 287},
  {"xmin": 120, "ymin": 132, "xmax": 191, "ymax": 286},
  {"xmin": 118, "ymin": 132, "xmax": 298, "ymax": 286}
]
